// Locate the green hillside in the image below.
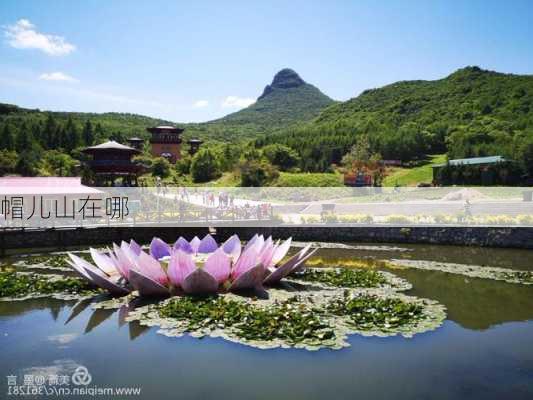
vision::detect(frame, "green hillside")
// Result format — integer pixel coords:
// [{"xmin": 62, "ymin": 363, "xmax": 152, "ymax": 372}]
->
[
  {"xmin": 0, "ymin": 103, "xmax": 173, "ymax": 143},
  {"xmin": 256, "ymin": 66, "xmax": 533, "ymax": 173},
  {"xmin": 202, "ymin": 69, "xmax": 334, "ymax": 140},
  {"xmin": 0, "ymin": 68, "xmax": 334, "ymax": 145}
]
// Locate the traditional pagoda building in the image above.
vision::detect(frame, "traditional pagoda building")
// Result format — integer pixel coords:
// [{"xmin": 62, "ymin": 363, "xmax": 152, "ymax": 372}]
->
[
  {"xmin": 148, "ymin": 125, "xmax": 183, "ymax": 163},
  {"xmin": 128, "ymin": 137, "xmax": 144, "ymax": 150},
  {"xmin": 82, "ymin": 140, "xmax": 145, "ymax": 186},
  {"xmin": 188, "ymin": 138, "xmax": 203, "ymax": 156}
]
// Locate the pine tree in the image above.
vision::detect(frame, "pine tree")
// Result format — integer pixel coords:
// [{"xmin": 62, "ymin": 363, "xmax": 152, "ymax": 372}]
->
[
  {"xmin": 82, "ymin": 120, "xmax": 94, "ymax": 145},
  {"xmin": 0, "ymin": 124, "xmax": 15, "ymax": 151},
  {"xmin": 15, "ymin": 122, "xmax": 34, "ymax": 153},
  {"xmin": 94, "ymin": 123, "xmax": 105, "ymax": 144},
  {"xmin": 43, "ymin": 114, "xmax": 57, "ymax": 149},
  {"xmin": 32, "ymin": 121, "xmax": 44, "ymax": 148},
  {"xmin": 56, "ymin": 126, "xmax": 67, "ymax": 149},
  {"xmin": 64, "ymin": 117, "xmax": 81, "ymax": 152}
]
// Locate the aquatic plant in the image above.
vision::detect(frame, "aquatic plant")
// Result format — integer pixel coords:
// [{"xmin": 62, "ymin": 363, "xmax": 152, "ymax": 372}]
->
[
  {"xmin": 0, "ymin": 270, "xmax": 96, "ymax": 298},
  {"xmin": 297, "ymin": 268, "xmax": 387, "ymax": 288},
  {"xmin": 327, "ymin": 292, "xmax": 423, "ymax": 330},
  {"xmin": 159, "ymin": 295, "xmax": 334, "ymax": 345},
  {"xmin": 67, "ymin": 234, "xmax": 317, "ymax": 297},
  {"xmin": 121, "ymin": 282, "xmax": 444, "ymax": 349}
]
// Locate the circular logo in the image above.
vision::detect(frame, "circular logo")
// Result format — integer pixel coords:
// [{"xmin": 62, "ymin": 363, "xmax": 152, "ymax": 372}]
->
[{"xmin": 72, "ymin": 366, "xmax": 92, "ymax": 386}]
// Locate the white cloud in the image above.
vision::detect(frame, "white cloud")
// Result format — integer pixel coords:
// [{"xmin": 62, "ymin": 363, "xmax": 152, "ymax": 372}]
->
[
  {"xmin": 221, "ymin": 95, "xmax": 255, "ymax": 109},
  {"xmin": 193, "ymin": 99, "xmax": 209, "ymax": 108},
  {"xmin": 4, "ymin": 19, "xmax": 75, "ymax": 55},
  {"xmin": 47, "ymin": 333, "xmax": 79, "ymax": 345},
  {"xmin": 39, "ymin": 72, "xmax": 78, "ymax": 83}
]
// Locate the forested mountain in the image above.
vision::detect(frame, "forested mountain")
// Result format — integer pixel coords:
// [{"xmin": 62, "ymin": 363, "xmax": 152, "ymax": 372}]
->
[
  {"xmin": 256, "ymin": 66, "xmax": 533, "ymax": 173},
  {"xmin": 0, "ymin": 103, "xmax": 173, "ymax": 144},
  {"xmin": 0, "ymin": 68, "xmax": 334, "ymax": 146},
  {"xmin": 0, "ymin": 68, "xmax": 334, "ymax": 177},
  {"xmin": 194, "ymin": 69, "xmax": 335, "ymax": 141},
  {"xmin": 2, "ymin": 66, "xmax": 533, "ymax": 179}
]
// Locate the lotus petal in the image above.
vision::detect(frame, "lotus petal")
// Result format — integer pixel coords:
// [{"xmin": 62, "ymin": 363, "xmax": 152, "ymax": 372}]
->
[
  {"xmin": 229, "ymin": 263, "xmax": 265, "ymax": 291},
  {"xmin": 120, "ymin": 241, "xmax": 137, "ymax": 262},
  {"xmin": 232, "ymin": 247, "xmax": 260, "ymax": 279},
  {"xmin": 198, "ymin": 234, "xmax": 218, "ymax": 254},
  {"xmin": 67, "ymin": 253, "xmax": 99, "ymax": 282},
  {"xmin": 204, "ymin": 248, "xmax": 230, "ymax": 283},
  {"xmin": 264, "ymin": 245, "xmax": 315, "ymax": 285},
  {"xmin": 134, "ymin": 251, "xmax": 168, "ymax": 285},
  {"xmin": 270, "ymin": 237, "xmax": 292, "ymax": 266},
  {"xmin": 291, "ymin": 248, "xmax": 318, "ymax": 274},
  {"xmin": 181, "ymin": 269, "xmax": 219, "ymax": 294},
  {"xmin": 167, "ymin": 250, "xmax": 196, "ymax": 286},
  {"xmin": 243, "ymin": 234, "xmax": 258, "ymax": 252},
  {"xmin": 129, "ymin": 269, "xmax": 169, "ymax": 297},
  {"xmin": 258, "ymin": 237, "xmax": 275, "ymax": 267},
  {"xmin": 222, "ymin": 234, "xmax": 241, "ymax": 260},
  {"xmin": 90, "ymin": 248, "xmax": 118, "ymax": 276},
  {"xmin": 129, "ymin": 239, "xmax": 142, "ymax": 255},
  {"xmin": 107, "ymin": 247, "xmax": 126, "ymax": 279},
  {"xmin": 150, "ymin": 237, "xmax": 171, "ymax": 260},
  {"xmin": 111, "ymin": 243, "xmax": 132, "ymax": 279},
  {"xmin": 68, "ymin": 253, "xmax": 119, "ymax": 284},
  {"xmin": 174, "ymin": 236, "xmax": 193, "ymax": 253},
  {"xmin": 84, "ymin": 266, "xmax": 130, "ymax": 295},
  {"xmin": 190, "ymin": 236, "xmax": 201, "ymax": 253}
]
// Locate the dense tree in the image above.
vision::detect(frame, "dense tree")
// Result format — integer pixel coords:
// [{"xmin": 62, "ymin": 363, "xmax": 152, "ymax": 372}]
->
[
  {"xmin": 190, "ymin": 149, "xmax": 221, "ymax": 183},
  {"xmin": 175, "ymin": 156, "xmax": 191, "ymax": 175},
  {"xmin": 262, "ymin": 144, "xmax": 300, "ymax": 171},
  {"xmin": 15, "ymin": 123, "xmax": 35, "ymax": 153},
  {"xmin": 152, "ymin": 157, "xmax": 171, "ymax": 178},
  {"xmin": 239, "ymin": 159, "xmax": 279, "ymax": 187},
  {"xmin": 43, "ymin": 114, "xmax": 58, "ymax": 149},
  {"xmin": 218, "ymin": 144, "xmax": 241, "ymax": 171},
  {"xmin": 256, "ymin": 67, "xmax": 533, "ymax": 177},
  {"xmin": 16, "ymin": 151, "xmax": 38, "ymax": 176},
  {"xmin": 64, "ymin": 117, "xmax": 81, "ymax": 152},
  {"xmin": 0, "ymin": 124, "xmax": 15, "ymax": 151},
  {"xmin": 38, "ymin": 150, "xmax": 78, "ymax": 176},
  {"xmin": 82, "ymin": 120, "xmax": 95, "ymax": 146},
  {"xmin": 0, "ymin": 150, "xmax": 17, "ymax": 175}
]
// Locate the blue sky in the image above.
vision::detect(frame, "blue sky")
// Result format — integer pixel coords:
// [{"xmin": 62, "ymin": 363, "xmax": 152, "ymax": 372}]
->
[{"xmin": 1, "ymin": 0, "xmax": 532, "ymax": 122}]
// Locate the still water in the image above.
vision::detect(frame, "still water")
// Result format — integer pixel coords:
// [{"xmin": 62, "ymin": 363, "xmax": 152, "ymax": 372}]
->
[{"xmin": 1, "ymin": 243, "xmax": 533, "ymax": 399}]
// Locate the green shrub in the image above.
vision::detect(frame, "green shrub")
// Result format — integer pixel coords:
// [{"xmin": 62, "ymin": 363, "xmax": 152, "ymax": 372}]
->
[
  {"xmin": 239, "ymin": 160, "xmax": 279, "ymax": 187},
  {"xmin": 190, "ymin": 148, "xmax": 221, "ymax": 183},
  {"xmin": 152, "ymin": 157, "xmax": 171, "ymax": 178}
]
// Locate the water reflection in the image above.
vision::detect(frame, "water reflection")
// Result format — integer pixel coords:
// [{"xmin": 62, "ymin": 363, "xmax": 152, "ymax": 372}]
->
[
  {"xmin": 393, "ymin": 268, "xmax": 533, "ymax": 330},
  {"xmin": 60, "ymin": 295, "xmax": 153, "ymax": 340},
  {"xmin": 0, "ymin": 297, "xmax": 71, "ymax": 321},
  {"xmin": 316, "ymin": 243, "xmax": 533, "ymax": 271}
]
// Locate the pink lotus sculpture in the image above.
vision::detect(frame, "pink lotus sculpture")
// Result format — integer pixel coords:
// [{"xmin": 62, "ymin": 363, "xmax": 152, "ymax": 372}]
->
[{"xmin": 66, "ymin": 234, "xmax": 316, "ymax": 297}]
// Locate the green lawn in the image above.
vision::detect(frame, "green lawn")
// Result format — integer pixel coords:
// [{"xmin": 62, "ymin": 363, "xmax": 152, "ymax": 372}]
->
[
  {"xmin": 274, "ymin": 172, "xmax": 344, "ymax": 187},
  {"xmin": 382, "ymin": 154, "xmax": 446, "ymax": 187}
]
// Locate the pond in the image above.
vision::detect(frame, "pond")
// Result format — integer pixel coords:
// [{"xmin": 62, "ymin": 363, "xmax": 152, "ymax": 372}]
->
[{"xmin": 1, "ymin": 242, "xmax": 533, "ymax": 399}]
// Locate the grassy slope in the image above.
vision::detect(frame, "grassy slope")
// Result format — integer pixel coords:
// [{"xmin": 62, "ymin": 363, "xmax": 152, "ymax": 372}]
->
[
  {"xmin": 274, "ymin": 172, "xmax": 344, "ymax": 187},
  {"xmin": 383, "ymin": 154, "xmax": 446, "ymax": 186}
]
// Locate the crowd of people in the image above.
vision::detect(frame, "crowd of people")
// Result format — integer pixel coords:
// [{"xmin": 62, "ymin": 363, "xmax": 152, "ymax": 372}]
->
[{"xmin": 169, "ymin": 187, "xmax": 273, "ymax": 220}]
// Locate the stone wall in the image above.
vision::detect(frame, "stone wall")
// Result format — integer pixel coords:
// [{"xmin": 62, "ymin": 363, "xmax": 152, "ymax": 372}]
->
[{"xmin": 2, "ymin": 225, "xmax": 533, "ymax": 256}]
